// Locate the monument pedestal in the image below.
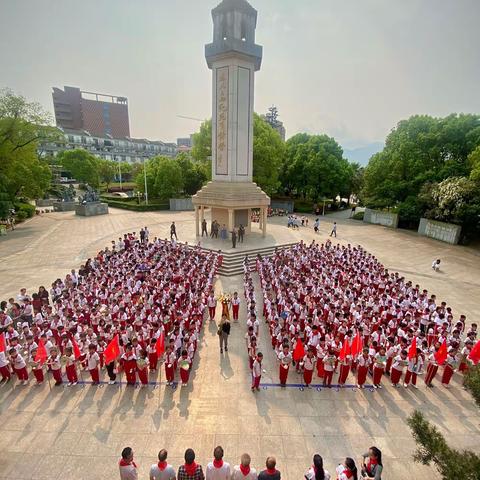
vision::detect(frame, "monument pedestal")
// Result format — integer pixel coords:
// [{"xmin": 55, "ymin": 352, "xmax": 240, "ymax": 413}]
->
[
  {"xmin": 75, "ymin": 202, "xmax": 109, "ymax": 217},
  {"xmin": 192, "ymin": 181, "xmax": 269, "ymax": 237},
  {"xmin": 53, "ymin": 201, "xmax": 76, "ymax": 212}
]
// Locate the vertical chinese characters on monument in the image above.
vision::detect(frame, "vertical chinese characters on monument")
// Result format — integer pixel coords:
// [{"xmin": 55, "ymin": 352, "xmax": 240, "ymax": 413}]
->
[{"xmin": 216, "ymin": 67, "xmax": 228, "ymax": 175}]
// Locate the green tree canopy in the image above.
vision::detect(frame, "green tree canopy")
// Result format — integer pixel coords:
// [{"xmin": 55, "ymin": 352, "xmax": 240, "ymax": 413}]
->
[
  {"xmin": 0, "ymin": 88, "xmax": 58, "ymax": 199},
  {"xmin": 57, "ymin": 149, "xmax": 100, "ymax": 187},
  {"xmin": 136, "ymin": 156, "xmax": 183, "ymax": 200},
  {"xmin": 176, "ymin": 153, "xmax": 208, "ymax": 195},
  {"xmin": 191, "ymin": 119, "xmax": 211, "ymax": 164}
]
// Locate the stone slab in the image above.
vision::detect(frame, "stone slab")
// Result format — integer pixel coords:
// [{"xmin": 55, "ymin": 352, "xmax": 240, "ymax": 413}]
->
[
  {"xmin": 75, "ymin": 202, "xmax": 109, "ymax": 217},
  {"xmin": 363, "ymin": 207, "xmax": 399, "ymax": 228},
  {"xmin": 418, "ymin": 217, "xmax": 461, "ymax": 244},
  {"xmin": 52, "ymin": 201, "xmax": 76, "ymax": 212}
]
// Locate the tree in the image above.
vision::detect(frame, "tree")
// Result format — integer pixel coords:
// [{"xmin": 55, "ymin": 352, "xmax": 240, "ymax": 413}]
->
[
  {"xmin": 97, "ymin": 159, "xmax": 117, "ymax": 189},
  {"xmin": 464, "ymin": 364, "xmax": 480, "ymax": 407},
  {"xmin": 191, "ymin": 119, "xmax": 212, "ymax": 164},
  {"xmin": 252, "ymin": 114, "xmax": 285, "ymax": 196},
  {"xmin": 136, "ymin": 156, "xmax": 183, "ymax": 199},
  {"xmin": 176, "ymin": 153, "xmax": 208, "ymax": 195},
  {"xmin": 57, "ymin": 149, "xmax": 100, "ymax": 187},
  {"xmin": 406, "ymin": 410, "xmax": 480, "ymax": 480},
  {"xmin": 0, "ymin": 88, "xmax": 57, "ymax": 200}
]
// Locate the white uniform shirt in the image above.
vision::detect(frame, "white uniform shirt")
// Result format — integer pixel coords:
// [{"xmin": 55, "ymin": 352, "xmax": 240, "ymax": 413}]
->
[
  {"xmin": 206, "ymin": 461, "xmax": 231, "ymax": 480},
  {"xmin": 252, "ymin": 359, "xmax": 262, "ymax": 378},
  {"xmin": 231, "ymin": 465, "xmax": 257, "ymax": 480},
  {"xmin": 149, "ymin": 463, "xmax": 176, "ymax": 480}
]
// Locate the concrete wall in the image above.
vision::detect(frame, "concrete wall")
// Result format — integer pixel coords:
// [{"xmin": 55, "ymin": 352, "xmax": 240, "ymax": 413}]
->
[
  {"xmin": 53, "ymin": 201, "xmax": 76, "ymax": 212},
  {"xmin": 363, "ymin": 208, "xmax": 399, "ymax": 228},
  {"xmin": 36, "ymin": 199, "xmax": 53, "ymax": 207},
  {"xmin": 75, "ymin": 203, "xmax": 109, "ymax": 217},
  {"xmin": 418, "ymin": 218, "xmax": 461, "ymax": 244},
  {"xmin": 271, "ymin": 200, "xmax": 294, "ymax": 213},
  {"xmin": 169, "ymin": 198, "xmax": 193, "ymax": 211}
]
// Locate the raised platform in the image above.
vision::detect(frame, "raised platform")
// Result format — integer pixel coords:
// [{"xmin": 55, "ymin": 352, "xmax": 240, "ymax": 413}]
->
[
  {"xmin": 192, "ymin": 181, "xmax": 270, "ymax": 208},
  {"xmin": 53, "ymin": 201, "xmax": 76, "ymax": 212},
  {"xmin": 75, "ymin": 202, "xmax": 109, "ymax": 216}
]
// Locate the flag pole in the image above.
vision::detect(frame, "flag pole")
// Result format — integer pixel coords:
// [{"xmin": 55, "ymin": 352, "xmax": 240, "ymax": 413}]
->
[{"xmin": 77, "ymin": 361, "xmax": 85, "ymax": 388}]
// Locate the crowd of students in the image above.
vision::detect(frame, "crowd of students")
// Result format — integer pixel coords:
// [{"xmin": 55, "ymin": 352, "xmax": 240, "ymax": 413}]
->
[
  {"xmin": 119, "ymin": 445, "xmax": 384, "ymax": 480},
  {"xmin": 254, "ymin": 240, "xmax": 478, "ymax": 389},
  {"xmin": 0, "ymin": 231, "xmax": 221, "ymax": 388}
]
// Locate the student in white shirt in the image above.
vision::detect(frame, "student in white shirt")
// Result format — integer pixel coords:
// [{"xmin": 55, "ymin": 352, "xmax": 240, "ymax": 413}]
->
[
  {"xmin": 232, "ymin": 453, "xmax": 257, "ymax": 480},
  {"xmin": 206, "ymin": 446, "xmax": 230, "ymax": 480},
  {"xmin": 150, "ymin": 449, "xmax": 176, "ymax": 480}
]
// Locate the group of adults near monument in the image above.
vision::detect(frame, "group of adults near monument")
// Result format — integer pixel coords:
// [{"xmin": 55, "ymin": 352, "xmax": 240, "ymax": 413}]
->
[
  {"xmin": 201, "ymin": 219, "xmax": 246, "ymax": 248},
  {"xmin": 119, "ymin": 445, "xmax": 384, "ymax": 480}
]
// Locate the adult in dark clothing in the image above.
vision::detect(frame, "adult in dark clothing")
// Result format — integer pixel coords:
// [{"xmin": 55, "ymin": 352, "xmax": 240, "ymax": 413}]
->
[
  {"xmin": 238, "ymin": 224, "xmax": 245, "ymax": 243},
  {"xmin": 201, "ymin": 219, "xmax": 208, "ymax": 237},
  {"xmin": 218, "ymin": 315, "xmax": 231, "ymax": 353},
  {"xmin": 170, "ymin": 222, "xmax": 178, "ymax": 240},
  {"xmin": 258, "ymin": 457, "xmax": 281, "ymax": 480},
  {"xmin": 231, "ymin": 228, "xmax": 237, "ymax": 248}
]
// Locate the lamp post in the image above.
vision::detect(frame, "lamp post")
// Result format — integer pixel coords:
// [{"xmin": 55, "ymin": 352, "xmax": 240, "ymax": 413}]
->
[{"xmin": 143, "ymin": 156, "xmax": 149, "ymax": 205}]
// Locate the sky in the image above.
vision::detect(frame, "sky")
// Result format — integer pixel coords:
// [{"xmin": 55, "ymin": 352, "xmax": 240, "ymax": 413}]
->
[{"xmin": 1, "ymin": 0, "xmax": 479, "ymax": 148}]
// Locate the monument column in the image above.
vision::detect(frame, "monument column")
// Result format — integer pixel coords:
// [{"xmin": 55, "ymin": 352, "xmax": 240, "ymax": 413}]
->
[
  {"xmin": 228, "ymin": 208, "xmax": 234, "ymax": 232},
  {"xmin": 195, "ymin": 206, "xmax": 200, "ymax": 237}
]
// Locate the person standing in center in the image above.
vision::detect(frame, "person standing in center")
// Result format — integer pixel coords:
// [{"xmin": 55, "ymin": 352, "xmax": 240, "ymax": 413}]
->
[
  {"xmin": 330, "ymin": 222, "xmax": 337, "ymax": 238},
  {"xmin": 170, "ymin": 222, "xmax": 178, "ymax": 240},
  {"xmin": 231, "ymin": 292, "xmax": 240, "ymax": 322},
  {"xmin": 251, "ymin": 352, "xmax": 263, "ymax": 392},
  {"xmin": 218, "ymin": 315, "xmax": 230, "ymax": 354},
  {"xmin": 177, "ymin": 449, "xmax": 204, "ymax": 480},
  {"xmin": 149, "ymin": 449, "xmax": 176, "ymax": 480},
  {"xmin": 231, "ymin": 227, "xmax": 238, "ymax": 249},
  {"xmin": 206, "ymin": 446, "xmax": 231, "ymax": 480},
  {"xmin": 277, "ymin": 344, "xmax": 292, "ymax": 387},
  {"xmin": 232, "ymin": 454, "xmax": 257, "ymax": 480}
]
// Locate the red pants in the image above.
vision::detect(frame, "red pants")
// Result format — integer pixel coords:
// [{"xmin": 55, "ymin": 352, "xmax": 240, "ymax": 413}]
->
[
  {"xmin": 232, "ymin": 304, "xmax": 239, "ymax": 320},
  {"xmin": 249, "ymin": 357, "xmax": 254, "ymax": 370},
  {"xmin": 373, "ymin": 366, "xmax": 384, "ymax": 385},
  {"xmin": 404, "ymin": 370, "xmax": 417, "ymax": 386},
  {"xmin": 304, "ymin": 369, "xmax": 313, "ymax": 385},
  {"xmin": 279, "ymin": 364, "xmax": 289, "ymax": 385},
  {"xmin": 386, "ymin": 357, "xmax": 393, "ymax": 374},
  {"xmin": 441, "ymin": 365, "xmax": 454, "ymax": 385},
  {"xmin": 338, "ymin": 364, "xmax": 350, "ymax": 385},
  {"xmin": 317, "ymin": 360, "xmax": 325, "ymax": 378},
  {"xmin": 425, "ymin": 363, "xmax": 438, "ymax": 386},
  {"xmin": 357, "ymin": 366, "xmax": 368, "ymax": 386},
  {"xmin": 125, "ymin": 368, "xmax": 136, "ymax": 385},
  {"xmin": 33, "ymin": 368, "xmax": 44, "ymax": 383},
  {"xmin": 165, "ymin": 363, "xmax": 175, "ymax": 383},
  {"xmin": 208, "ymin": 306, "xmax": 216, "ymax": 319},
  {"xmin": 89, "ymin": 367, "xmax": 100, "ymax": 383},
  {"xmin": 148, "ymin": 353, "xmax": 158, "ymax": 370},
  {"xmin": 66, "ymin": 364, "xmax": 78, "ymax": 383},
  {"xmin": 0, "ymin": 365, "xmax": 11, "ymax": 380},
  {"xmin": 138, "ymin": 368, "xmax": 148, "ymax": 385},
  {"xmin": 323, "ymin": 370, "xmax": 333, "ymax": 386},
  {"xmin": 252, "ymin": 375, "xmax": 261, "ymax": 389},
  {"xmin": 390, "ymin": 367, "xmax": 403, "ymax": 385},
  {"xmin": 180, "ymin": 368, "xmax": 189, "ymax": 384},
  {"xmin": 14, "ymin": 367, "xmax": 28, "ymax": 381},
  {"xmin": 52, "ymin": 368, "xmax": 62, "ymax": 384}
]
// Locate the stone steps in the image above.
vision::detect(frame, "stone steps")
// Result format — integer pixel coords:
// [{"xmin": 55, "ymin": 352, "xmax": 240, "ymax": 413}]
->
[{"xmin": 192, "ymin": 242, "xmax": 298, "ymax": 276}]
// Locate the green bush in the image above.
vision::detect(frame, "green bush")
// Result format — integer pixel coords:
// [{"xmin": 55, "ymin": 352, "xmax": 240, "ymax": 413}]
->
[
  {"xmin": 15, "ymin": 202, "xmax": 36, "ymax": 218},
  {"xmin": 16, "ymin": 211, "xmax": 28, "ymax": 221},
  {"xmin": 464, "ymin": 364, "xmax": 480, "ymax": 408},
  {"xmin": 294, "ymin": 200, "xmax": 314, "ymax": 213},
  {"xmin": 352, "ymin": 211, "xmax": 364, "ymax": 220}
]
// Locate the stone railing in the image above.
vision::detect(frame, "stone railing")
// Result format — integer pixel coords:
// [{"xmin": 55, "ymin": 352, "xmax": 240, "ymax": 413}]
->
[{"xmin": 169, "ymin": 198, "xmax": 193, "ymax": 211}]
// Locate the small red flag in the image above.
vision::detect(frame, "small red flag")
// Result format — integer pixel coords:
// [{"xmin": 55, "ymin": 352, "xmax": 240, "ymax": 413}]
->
[
  {"xmin": 155, "ymin": 332, "xmax": 165, "ymax": 357},
  {"xmin": 35, "ymin": 339, "xmax": 48, "ymax": 365},
  {"xmin": 293, "ymin": 338, "xmax": 305, "ymax": 362},
  {"xmin": 103, "ymin": 334, "xmax": 121, "ymax": 365},
  {"xmin": 71, "ymin": 338, "xmax": 82, "ymax": 360},
  {"xmin": 468, "ymin": 340, "xmax": 480, "ymax": 365},
  {"xmin": 408, "ymin": 337, "xmax": 417, "ymax": 360},
  {"xmin": 351, "ymin": 332, "xmax": 363, "ymax": 357},
  {"xmin": 0, "ymin": 333, "xmax": 6, "ymax": 354},
  {"xmin": 339, "ymin": 339, "xmax": 351, "ymax": 361},
  {"xmin": 434, "ymin": 339, "xmax": 448, "ymax": 366}
]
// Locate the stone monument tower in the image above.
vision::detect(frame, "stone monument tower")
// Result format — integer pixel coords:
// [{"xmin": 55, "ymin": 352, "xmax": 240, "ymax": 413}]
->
[{"xmin": 192, "ymin": 0, "xmax": 270, "ymax": 238}]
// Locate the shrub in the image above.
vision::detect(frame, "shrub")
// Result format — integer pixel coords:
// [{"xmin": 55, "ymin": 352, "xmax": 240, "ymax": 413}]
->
[
  {"xmin": 352, "ymin": 211, "xmax": 364, "ymax": 220},
  {"xmin": 102, "ymin": 199, "xmax": 169, "ymax": 211},
  {"xmin": 15, "ymin": 202, "xmax": 36, "ymax": 218},
  {"xmin": 16, "ymin": 211, "xmax": 28, "ymax": 221},
  {"xmin": 464, "ymin": 364, "xmax": 480, "ymax": 407}
]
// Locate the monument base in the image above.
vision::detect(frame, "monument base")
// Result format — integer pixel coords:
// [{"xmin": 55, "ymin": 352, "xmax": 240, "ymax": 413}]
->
[
  {"xmin": 53, "ymin": 201, "xmax": 76, "ymax": 212},
  {"xmin": 75, "ymin": 202, "xmax": 109, "ymax": 217},
  {"xmin": 192, "ymin": 181, "xmax": 270, "ymax": 237}
]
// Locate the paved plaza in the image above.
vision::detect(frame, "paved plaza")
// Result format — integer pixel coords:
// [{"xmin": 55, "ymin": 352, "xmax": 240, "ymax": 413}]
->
[{"xmin": 0, "ymin": 208, "xmax": 479, "ymax": 480}]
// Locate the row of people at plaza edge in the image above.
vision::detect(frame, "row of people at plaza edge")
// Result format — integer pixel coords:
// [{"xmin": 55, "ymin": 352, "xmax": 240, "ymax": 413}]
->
[
  {"xmin": 119, "ymin": 445, "xmax": 384, "ymax": 480},
  {"xmin": 0, "ymin": 231, "xmax": 221, "ymax": 388},
  {"xmin": 254, "ymin": 240, "xmax": 479, "ymax": 389}
]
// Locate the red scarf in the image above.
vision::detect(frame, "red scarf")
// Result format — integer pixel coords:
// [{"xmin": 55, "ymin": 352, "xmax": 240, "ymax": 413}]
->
[
  {"xmin": 213, "ymin": 459, "xmax": 224, "ymax": 469},
  {"xmin": 119, "ymin": 459, "xmax": 137, "ymax": 468},
  {"xmin": 184, "ymin": 462, "xmax": 197, "ymax": 476},
  {"xmin": 366, "ymin": 457, "xmax": 378, "ymax": 474},
  {"xmin": 343, "ymin": 469, "xmax": 353, "ymax": 479},
  {"xmin": 239, "ymin": 464, "xmax": 251, "ymax": 476},
  {"xmin": 266, "ymin": 468, "xmax": 277, "ymax": 475},
  {"xmin": 158, "ymin": 461, "xmax": 167, "ymax": 471}
]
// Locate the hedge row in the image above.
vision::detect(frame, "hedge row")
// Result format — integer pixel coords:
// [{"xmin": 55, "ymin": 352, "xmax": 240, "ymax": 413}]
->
[
  {"xmin": 102, "ymin": 199, "xmax": 169, "ymax": 212},
  {"xmin": 15, "ymin": 202, "xmax": 36, "ymax": 221}
]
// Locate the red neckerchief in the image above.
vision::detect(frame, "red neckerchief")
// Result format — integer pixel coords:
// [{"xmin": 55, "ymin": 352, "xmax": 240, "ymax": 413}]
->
[
  {"xmin": 343, "ymin": 468, "xmax": 353, "ymax": 478},
  {"xmin": 239, "ymin": 464, "xmax": 251, "ymax": 476},
  {"xmin": 366, "ymin": 457, "xmax": 378, "ymax": 474},
  {"xmin": 213, "ymin": 459, "xmax": 223, "ymax": 468},
  {"xmin": 119, "ymin": 459, "xmax": 137, "ymax": 468},
  {"xmin": 184, "ymin": 462, "xmax": 197, "ymax": 476},
  {"xmin": 266, "ymin": 468, "xmax": 277, "ymax": 475},
  {"xmin": 158, "ymin": 461, "xmax": 167, "ymax": 471}
]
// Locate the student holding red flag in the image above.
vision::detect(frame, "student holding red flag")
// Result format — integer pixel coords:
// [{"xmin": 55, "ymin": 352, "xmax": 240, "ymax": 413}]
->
[
  {"xmin": 64, "ymin": 346, "xmax": 78, "ymax": 386},
  {"xmin": 29, "ymin": 347, "xmax": 44, "ymax": 385},
  {"xmin": 338, "ymin": 339, "xmax": 352, "ymax": 387},
  {"xmin": 441, "ymin": 348, "xmax": 459, "ymax": 388},
  {"xmin": 468, "ymin": 339, "xmax": 480, "ymax": 365},
  {"xmin": 425, "ymin": 340, "xmax": 447, "ymax": 387},
  {"xmin": 404, "ymin": 339, "xmax": 422, "ymax": 388},
  {"xmin": 357, "ymin": 347, "xmax": 372, "ymax": 388},
  {"xmin": 104, "ymin": 334, "xmax": 121, "ymax": 385},
  {"xmin": 148, "ymin": 338, "xmax": 159, "ymax": 372},
  {"xmin": 0, "ymin": 333, "xmax": 11, "ymax": 384}
]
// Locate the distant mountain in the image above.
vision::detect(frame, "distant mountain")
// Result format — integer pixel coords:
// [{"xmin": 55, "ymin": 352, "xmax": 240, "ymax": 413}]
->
[{"xmin": 343, "ymin": 142, "xmax": 384, "ymax": 166}]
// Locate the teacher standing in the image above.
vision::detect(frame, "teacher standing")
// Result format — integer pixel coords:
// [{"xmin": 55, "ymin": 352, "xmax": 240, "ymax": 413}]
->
[{"xmin": 218, "ymin": 314, "xmax": 231, "ymax": 354}]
